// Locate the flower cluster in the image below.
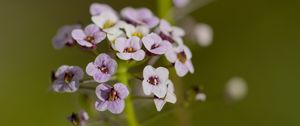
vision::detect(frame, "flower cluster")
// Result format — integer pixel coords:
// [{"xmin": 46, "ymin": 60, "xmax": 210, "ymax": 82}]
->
[{"xmin": 51, "ymin": 2, "xmax": 196, "ymax": 125}]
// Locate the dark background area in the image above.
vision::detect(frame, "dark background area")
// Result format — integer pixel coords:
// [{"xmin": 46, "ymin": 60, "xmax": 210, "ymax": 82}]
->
[{"xmin": 0, "ymin": 0, "xmax": 299, "ymax": 125}]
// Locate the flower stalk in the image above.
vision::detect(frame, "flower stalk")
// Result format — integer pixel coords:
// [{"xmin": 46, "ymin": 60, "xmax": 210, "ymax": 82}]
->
[{"xmin": 117, "ymin": 61, "xmax": 139, "ymax": 126}]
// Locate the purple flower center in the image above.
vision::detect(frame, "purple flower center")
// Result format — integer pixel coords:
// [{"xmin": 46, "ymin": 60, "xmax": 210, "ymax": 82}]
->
[
  {"xmin": 124, "ymin": 47, "xmax": 136, "ymax": 53},
  {"xmin": 150, "ymin": 44, "xmax": 160, "ymax": 50},
  {"xmin": 85, "ymin": 36, "xmax": 95, "ymax": 43},
  {"xmin": 147, "ymin": 76, "xmax": 160, "ymax": 85},
  {"xmin": 108, "ymin": 89, "xmax": 119, "ymax": 101},
  {"xmin": 177, "ymin": 51, "xmax": 187, "ymax": 63},
  {"xmin": 159, "ymin": 32, "xmax": 175, "ymax": 44},
  {"xmin": 64, "ymin": 72, "xmax": 74, "ymax": 84},
  {"xmin": 98, "ymin": 65, "xmax": 109, "ymax": 74}
]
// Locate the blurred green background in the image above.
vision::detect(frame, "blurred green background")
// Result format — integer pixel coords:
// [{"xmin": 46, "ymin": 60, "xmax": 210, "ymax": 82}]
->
[{"xmin": 0, "ymin": 0, "xmax": 299, "ymax": 125}]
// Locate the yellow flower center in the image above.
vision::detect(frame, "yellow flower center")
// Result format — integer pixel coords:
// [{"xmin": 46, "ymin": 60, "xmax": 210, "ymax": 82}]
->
[
  {"xmin": 124, "ymin": 47, "xmax": 135, "ymax": 53},
  {"xmin": 103, "ymin": 20, "xmax": 114, "ymax": 29},
  {"xmin": 131, "ymin": 32, "xmax": 143, "ymax": 38}
]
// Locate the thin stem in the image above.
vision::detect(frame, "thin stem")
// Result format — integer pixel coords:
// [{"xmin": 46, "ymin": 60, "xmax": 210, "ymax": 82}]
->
[
  {"xmin": 116, "ymin": 61, "xmax": 139, "ymax": 126},
  {"xmin": 132, "ymin": 96, "xmax": 153, "ymax": 100},
  {"xmin": 80, "ymin": 79, "xmax": 96, "ymax": 84}
]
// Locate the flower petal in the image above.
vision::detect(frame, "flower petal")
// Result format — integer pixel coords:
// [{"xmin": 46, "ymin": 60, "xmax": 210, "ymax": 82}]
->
[
  {"xmin": 186, "ymin": 59, "xmax": 194, "ymax": 74},
  {"xmin": 174, "ymin": 60, "xmax": 189, "ymax": 77},
  {"xmin": 117, "ymin": 53, "xmax": 132, "ymax": 60},
  {"xmin": 142, "ymin": 80, "xmax": 153, "ymax": 95},
  {"xmin": 143, "ymin": 65, "xmax": 156, "ymax": 79},
  {"xmin": 93, "ymin": 31, "xmax": 106, "ymax": 44},
  {"xmin": 95, "ymin": 100, "xmax": 108, "ymax": 111},
  {"xmin": 115, "ymin": 37, "xmax": 128, "ymax": 52},
  {"xmin": 165, "ymin": 48, "xmax": 177, "ymax": 63},
  {"xmin": 86, "ymin": 62, "xmax": 97, "ymax": 76},
  {"xmin": 84, "ymin": 24, "xmax": 100, "ymax": 35},
  {"xmin": 94, "ymin": 72, "xmax": 111, "ymax": 83},
  {"xmin": 114, "ymin": 83, "xmax": 129, "ymax": 99},
  {"xmin": 132, "ymin": 50, "xmax": 145, "ymax": 61},
  {"xmin": 155, "ymin": 67, "xmax": 169, "ymax": 83},
  {"xmin": 152, "ymin": 84, "xmax": 167, "ymax": 98},
  {"xmin": 95, "ymin": 84, "xmax": 111, "ymax": 100},
  {"xmin": 71, "ymin": 29, "xmax": 86, "ymax": 40},
  {"xmin": 107, "ymin": 100, "xmax": 125, "ymax": 114},
  {"xmin": 154, "ymin": 98, "xmax": 166, "ymax": 111}
]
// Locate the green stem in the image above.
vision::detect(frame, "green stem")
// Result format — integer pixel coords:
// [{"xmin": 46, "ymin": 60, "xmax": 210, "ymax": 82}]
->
[
  {"xmin": 157, "ymin": 0, "xmax": 173, "ymax": 23},
  {"xmin": 117, "ymin": 61, "xmax": 139, "ymax": 126}
]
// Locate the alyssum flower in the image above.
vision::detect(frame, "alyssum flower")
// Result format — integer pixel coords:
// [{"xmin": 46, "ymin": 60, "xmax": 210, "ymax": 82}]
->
[
  {"xmin": 115, "ymin": 36, "xmax": 145, "ymax": 61},
  {"xmin": 52, "ymin": 65, "xmax": 84, "ymax": 93},
  {"xmin": 90, "ymin": 3, "xmax": 114, "ymax": 16},
  {"xmin": 95, "ymin": 83, "xmax": 129, "ymax": 114},
  {"xmin": 86, "ymin": 53, "xmax": 117, "ymax": 83},
  {"xmin": 121, "ymin": 7, "xmax": 159, "ymax": 28},
  {"xmin": 142, "ymin": 65, "xmax": 169, "ymax": 98},
  {"xmin": 165, "ymin": 45, "xmax": 194, "ymax": 77},
  {"xmin": 67, "ymin": 110, "xmax": 89, "ymax": 126},
  {"xmin": 52, "ymin": 24, "xmax": 81, "ymax": 49},
  {"xmin": 157, "ymin": 19, "xmax": 185, "ymax": 46},
  {"xmin": 142, "ymin": 33, "xmax": 172, "ymax": 55},
  {"xmin": 72, "ymin": 24, "xmax": 106, "ymax": 48}
]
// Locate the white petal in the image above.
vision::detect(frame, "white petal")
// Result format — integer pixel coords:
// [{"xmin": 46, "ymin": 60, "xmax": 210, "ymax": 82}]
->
[
  {"xmin": 142, "ymin": 80, "xmax": 153, "ymax": 95},
  {"xmin": 86, "ymin": 62, "xmax": 96, "ymax": 76},
  {"xmin": 152, "ymin": 84, "xmax": 167, "ymax": 98},
  {"xmin": 155, "ymin": 67, "xmax": 169, "ymax": 83},
  {"xmin": 174, "ymin": 60, "xmax": 189, "ymax": 77},
  {"xmin": 132, "ymin": 50, "xmax": 145, "ymax": 61},
  {"xmin": 143, "ymin": 65, "xmax": 155, "ymax": 79},
  {"xmin": 154, "ymin": 98, "xmax": 166, "ymax": 111}
]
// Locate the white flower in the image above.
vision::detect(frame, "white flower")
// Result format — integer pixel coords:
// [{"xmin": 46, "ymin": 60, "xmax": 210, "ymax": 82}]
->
[
  {"xmin": 123, "ymin": 23, "xmax": 149, "ymax": 38},
  {"xmin": 225, "ymin": 77, "xmax": 248, "ymax": 101},
  {"xmin": 194, "ymin": 23, "xmax": 213, "ymax": 47},
  {"xmin": 165, "ymin": 44, "xmax": 194, "ymax": 77},
  {"xmin": 154, "ymin": 80, "xmax": 177, "ymax": 111},
  {"xmin": 92, "ymin": 11, "xmax": 119, "ymax": 30},
  {"xmin": 142, "ymin": 65, "xmax": 169, "ymax": 98}
]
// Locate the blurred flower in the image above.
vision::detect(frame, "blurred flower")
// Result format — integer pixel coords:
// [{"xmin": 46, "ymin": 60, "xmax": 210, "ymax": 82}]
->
[
  {"xmin": 115, "ymin": 37, "xmax": 145, "ymax": 61},
  {"xmin": 92, "ymin": 11, "xmax": 119, "ymax": 29},
  {"xmin": 154, "ymin": 80, "xmax": 177, "ymax": 111},
  {"xmin": 195, "ymin": 92, "xmax": 206, "ymax": 102},
  {"xmin": 52, "ymin": 24, "xmax": 81, "ymax": 49},
  {"xmin": 90, "ymin": 3, "xmax": 114, "ymax": 16},
  {"xmin": 180, "ymin": 17, "xmax": 213, "ymax": 47},
  {"xmin": 225, "ymin": 77, "xmax": 248, "ymax": 102},
  {"xmin": 165, "ymin": 45, "xmax": 194, "ymax": 77},
  {"xmin": 157, "ymin": 19, "xmax": 185, "ymax": 46},
  {"xmin": 142, "ymin": 65, "xmax": 169, "ymax": 98},
  {"xmin": 71, "ymin": 24, "xmax": 106, "ymax": 48},
  {"xmin": 173, "ymin": 0, "xmax": 190, "ymax": 8},
  {"xmin": 194, "ymin": 23, "xmax": 213, "ymax": 47},
  {"xmin": 124, "ymin": 24, "xmax": 149, "ymax": 38},
  {"xmin": 86, "ymin": 53, "xmax": 117, "ymax": 83},
  {"xmin": 52, "ymin": 65, "xmax": 83, "ymax": 93},
  {"xmin": 95, "ymin": 83, "xmax": 129, "ymax": 114},
  {"xmin": 67, "ymin": 110, "xmax": 89, "ymax": 126},
  {"xmin": 142, "ymin": 33, "xmax": 172, "ymax": 55},
  {"xmin": 121, "ymin": 7, "xmax": 159, "ymax": 28}
]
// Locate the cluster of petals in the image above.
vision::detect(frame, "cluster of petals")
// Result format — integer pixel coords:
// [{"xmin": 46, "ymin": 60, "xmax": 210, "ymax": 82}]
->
[{"xmin": 51, "ymin": 3, "xmax": 197, "ymax": 115}]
